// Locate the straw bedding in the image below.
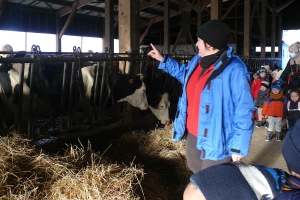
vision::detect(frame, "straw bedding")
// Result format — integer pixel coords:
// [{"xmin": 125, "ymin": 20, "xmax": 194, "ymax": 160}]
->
[{"xmin": 0, "ymin": 124, "xmax": 191, "ymax": 199}]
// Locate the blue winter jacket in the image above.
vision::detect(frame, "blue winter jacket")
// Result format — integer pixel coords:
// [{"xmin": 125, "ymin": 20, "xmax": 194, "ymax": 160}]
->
[
  {"xmin": 275, "ymin": 173, "xmax": 300, "ymax": 200},
  {"xmin": 158, "ymin": 46, "xmax": 255, "ymax": 160}
]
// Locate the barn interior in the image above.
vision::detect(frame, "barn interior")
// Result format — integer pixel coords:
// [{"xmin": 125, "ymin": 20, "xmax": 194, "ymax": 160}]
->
[
  {"xmin": 0, "ymin": 0, "xmax": 298, "ymax": 137},
  {"xmin": 0, "ymin": 1, "xmax": 298, "ymax": 198}
]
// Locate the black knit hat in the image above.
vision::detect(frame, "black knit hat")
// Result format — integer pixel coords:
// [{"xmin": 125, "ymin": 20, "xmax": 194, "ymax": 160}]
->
[
  {"xmin": 261, "ymin": 80, "xmax": 269, "ymax": 89},
  {"xmin": 190, "ymin": 162, "xmax": 283, "ymax": 199},
  {"xmin": 282, "ymin": 119, "xmax": 300, "ymax": 175},
  {"xmin": 196, "ymin": 19, "xmax": 230, "ymax": 49}
]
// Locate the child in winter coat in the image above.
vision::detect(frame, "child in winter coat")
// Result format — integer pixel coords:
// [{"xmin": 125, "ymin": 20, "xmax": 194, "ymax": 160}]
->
[
  {"xmin": 284, "ymin": 88, "xmax": 300, "ymax": 129},
  {"xmin": 255, "ymin": 80, "xmax": 270, "ymax": 127},
  {"xmin": 251, "ymin": 66, "xmax": 268, "ymax": 121},
  {"xmin": 251, "ymin": 66, "xmax": 268, "ymax": 104},
  {"xmin": 262, "ymin": 80, "xmax": 286, "ymax": 141}
]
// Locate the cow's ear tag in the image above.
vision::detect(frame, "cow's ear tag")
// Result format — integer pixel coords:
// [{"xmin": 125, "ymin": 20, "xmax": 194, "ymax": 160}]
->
[{"xmin": 129, "ymin": 79, "xmax": 133, "ymax": 84}]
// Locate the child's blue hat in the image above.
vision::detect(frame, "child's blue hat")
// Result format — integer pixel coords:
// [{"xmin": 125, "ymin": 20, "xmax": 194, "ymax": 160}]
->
[{"xmin": 271, "ymin": 80, "xmax": 282, "ymax": 91}]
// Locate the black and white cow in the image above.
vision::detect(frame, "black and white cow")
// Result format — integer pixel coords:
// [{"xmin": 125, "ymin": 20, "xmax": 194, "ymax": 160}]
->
[
  {"xmin": 144, "ymin": 73, "xmax": 170, "ymax": 125},
  {"xmin": 0, "ymin": 62, "xmax": 43, "ymax": 133},
  {"xmin": 81, "ymin": 64, "xmax": 148, "ymax": 118},
  {"xmin": 0, "ymin": 59, "xmax": 150, "ymax": 135},
  {"xmin": 81, "ymin": 63, "xmax": 171, "ymax": 125}
]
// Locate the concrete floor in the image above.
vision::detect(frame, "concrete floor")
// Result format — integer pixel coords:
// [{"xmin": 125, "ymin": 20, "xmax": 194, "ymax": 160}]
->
[{"xmin": 242, "ymin": 122, "xmax": 288, "ymax": 172}]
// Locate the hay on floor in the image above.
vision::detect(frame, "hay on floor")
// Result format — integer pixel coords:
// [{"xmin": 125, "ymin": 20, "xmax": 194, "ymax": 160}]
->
[
  {"xmin": 0, "ymin": 133, "xmax": 145, "ymax": 199},
  {"xmin": 0, "ymin": 124, "xmax": 190, "ymax": 199}
]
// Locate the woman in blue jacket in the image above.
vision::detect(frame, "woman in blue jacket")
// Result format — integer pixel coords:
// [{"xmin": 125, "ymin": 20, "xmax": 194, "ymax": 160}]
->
[{"xmin": 148, "ymin": 19, "xmax": 254, "ymax": 173}]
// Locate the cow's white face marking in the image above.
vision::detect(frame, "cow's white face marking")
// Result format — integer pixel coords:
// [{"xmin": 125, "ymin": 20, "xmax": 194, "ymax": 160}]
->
[
  {"xmin": 149, "ymin": 92, "xmax": 170, "ymax": 125},
  {"xmin": 117, "ymin": 81, "xmax": 148, "ymax": 110}
]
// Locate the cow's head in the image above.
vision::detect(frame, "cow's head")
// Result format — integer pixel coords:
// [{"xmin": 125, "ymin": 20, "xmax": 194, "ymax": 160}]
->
[
  {"xmin": 117, "ymin": 75, "xmax": 148, "ymax": 110},
  {"xmin": 149, "ymin": 92, "xmax": 170, "ymax": 125}
]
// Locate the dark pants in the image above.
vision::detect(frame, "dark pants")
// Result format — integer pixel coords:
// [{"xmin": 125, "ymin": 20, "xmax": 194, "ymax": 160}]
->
[
  {"xmin": 185, "ymin": 133, "xmax": 231, "ymax": 173},
  {"xmin": 288, "ymin": 120, "xmax": 296, "ymax": 129}
]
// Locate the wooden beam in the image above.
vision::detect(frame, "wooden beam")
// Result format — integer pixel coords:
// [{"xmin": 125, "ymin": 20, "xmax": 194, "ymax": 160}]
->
[
  {"xmin": 59, "ymin": 0, "xmax": 93, "ymax": 17},
  {"xmin": 276, "ymin": 0, "xmax": 295, "ymax": 12},
  {"xmin": 222, "ymin": 0, "xmax": 239, "ymax": 21},
  {"xmin": 271, "ymin": 0, "xmax": 276, "ymax": 57},
  {"xmin": 59, "ymin": 1, "xmax": 79, "ymax": 38},
  {"xmin": 244, "ymin": 0, "xmax": 250, "ymax": 56},
  {"xmin": 197, "ymin": 0, "xmax": 202, "ymax": 29},
  {"xmin": 140, "ymin": 0, "xmax": 164, "ymax": 9},
  {"xmin": 164, "ymin": 0, "xmax": 170, "ymax": 53},
  {"xmin": 210, "ymin": 0, "xmax": 222, "ymax": 20},
  {"xmin": 140, "ymin": 18, "xmax": 154, "ymax": 44},
  {"xmin": 104, "ymin": 0, "xmax": 114, "ymax": 53},
  {"xmin": 141, "ymin": 0, "xmax": 209, "ymax": 28},
  {"xmin": 261, "ymin": 0, "xmax": 266, "ymax": 57}
]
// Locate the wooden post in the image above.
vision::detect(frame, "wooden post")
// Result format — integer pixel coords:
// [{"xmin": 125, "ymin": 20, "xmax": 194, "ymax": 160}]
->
[
  {"xmin": 261, "ymin": 0, "xmax": 266, "ymax": 57},
  {"xmin": 244, "ymin": 0, "xmax": 251, "ymax": 56},
  {"xmin": 271, "ymin": 0, "xmax": 276, "ymax": 58},
  {"xmin": 104, "ymin": 0, "xmax": 114, "ymax": 53},
  {"xmin": 197, "ymin": 0, "xmax": 202, "ymax": 30},
  {"xmin": 164, "ymin": 0, "xmax": 170, "ymax": 54},
  {"xmin": 118, "ymin": 0, "xmax": 139, "ymax": 74},
  {"xmin": 118, "ymin": 0, "xmax": 141, "ymax": 122},
  {"xmin": 210, "ymin": 0, "xmax": 222, "ymax": 20}
]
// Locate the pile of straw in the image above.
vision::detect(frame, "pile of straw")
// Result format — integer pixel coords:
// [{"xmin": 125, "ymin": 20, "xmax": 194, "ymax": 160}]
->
[
  {"xmin": 0, "ymin": 133, "xmax": 144, "ymax": 199},
  {"xmin": 0, "ymin": 124, "xmax": 190, "ymax": 199},
  {"xmin": 104, "ymin": 125, "xmax": 191, "ymax": 199}
]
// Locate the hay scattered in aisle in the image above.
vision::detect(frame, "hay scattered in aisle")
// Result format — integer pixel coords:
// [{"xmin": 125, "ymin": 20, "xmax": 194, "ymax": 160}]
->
[{"xmin": 0, "ymin": 124, "xmax": 191, "ymax": 200}]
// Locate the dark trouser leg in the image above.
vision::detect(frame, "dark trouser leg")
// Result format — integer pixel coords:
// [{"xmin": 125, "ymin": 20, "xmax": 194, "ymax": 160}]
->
[
  {"xmin": 185, "ymin": 133, "xmax": 231, "ymax": 173},
  {"xmin": 288, "ymin": 120, "xmax": 296, "ymax": 129}
]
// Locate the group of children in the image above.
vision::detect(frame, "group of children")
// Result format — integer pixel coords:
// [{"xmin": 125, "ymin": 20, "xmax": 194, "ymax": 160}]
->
[{"xmin": 251, "ymin": 65, "xmax": 300, "ymax": 142}]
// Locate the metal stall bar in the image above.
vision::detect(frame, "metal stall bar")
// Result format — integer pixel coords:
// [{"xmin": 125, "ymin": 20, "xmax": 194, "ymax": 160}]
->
[
  {"xmin": 92, "ymin": 61, "xmax": 101, "ymax": 121},
  {"xmin": 67, "ymin": 62, "xmax": 76, "ymax": 128},
  {"xmin": 17, "ymin": 63, "xmax": 25, "ymax": 134},
  {"xmin": 28, "ymin": 55, "xmax": 37, "ymax": 138},
  {"xmin": 60, "ymin": 62, "xmax": 68, "ymax": 130},
  {"xmin": 98, "ymin": 61, "xmax": 109, "ymax": 121}
]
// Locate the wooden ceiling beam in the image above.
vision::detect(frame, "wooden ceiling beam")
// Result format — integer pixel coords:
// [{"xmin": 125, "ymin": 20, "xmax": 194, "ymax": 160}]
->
[
  {"xmin": 59, "ymin": 1, "xmax": 78, "ymax": 38},
  {"xmin": 140, "ymin": 0, "xmax": 164, "ymax": 9},
  {"xmin": 140, "ymin": 0, "xmax": 209, "ymax": 28},
  {"xmin": 276, "ymin": 0, "xmax": 295, "ymax": 12},
  {"xmin": 59, "ymin": 0, "xmax": 93, "ymax": 17}
]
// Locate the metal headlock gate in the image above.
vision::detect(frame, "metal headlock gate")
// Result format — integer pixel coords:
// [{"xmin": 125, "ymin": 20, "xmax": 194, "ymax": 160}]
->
[
  {"xmin": 240, "ymin": 56, "xmax": 282, "ymax": 73},
  {"xmin": 0, "ymin": 45, "xmax": 192, "ymax": 139},
  {"xmin": 0, "ymin": 46, "xmax": 281, "ymax": 139}
]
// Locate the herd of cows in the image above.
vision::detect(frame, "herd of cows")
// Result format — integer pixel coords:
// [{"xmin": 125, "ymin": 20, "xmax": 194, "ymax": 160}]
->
[{"xmin": 0, "ymin": 45, "xmax": 172, "ymax": 138}]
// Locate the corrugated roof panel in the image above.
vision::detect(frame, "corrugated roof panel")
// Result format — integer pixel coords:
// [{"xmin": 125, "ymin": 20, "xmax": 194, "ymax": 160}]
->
[
  {"xmin": 16, "ymin": 0, "xmax": 32, "ymax": 4},
  {"xmin": 50, "ymin": 4, "xmax": 65, "ymax": 10},
  {"xmin": 88, "ymin": 12, "xmax": 99, "ymax": 17},
  {"xmin": 140, "ymin": 11, "xmax": 156, "ymax": 19},
  {"xmin": 92, "ymin": 3, "xmax": 105, "ymax": 8},
  {"xmin": 32, "ymin": 2, "xmax": 48, "ymax": 9},
  {"xmin": 8, "ymin": 0, "xmax": 23, "ymax": 3},
  {"xmin": 150, "ymin": 4, "xmax": 164, "ymax": 11}
]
